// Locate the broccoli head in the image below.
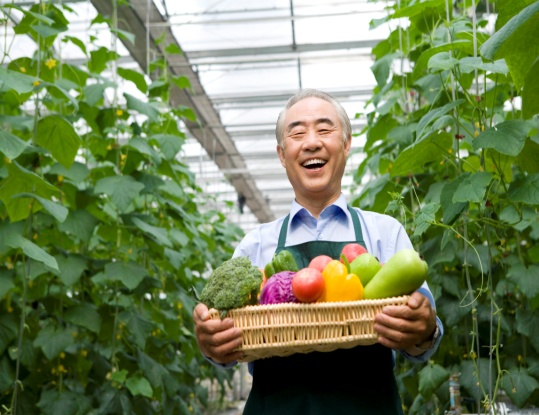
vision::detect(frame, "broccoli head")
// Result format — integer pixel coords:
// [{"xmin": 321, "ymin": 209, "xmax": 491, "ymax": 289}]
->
[{"xmin": 200, "ymin": 256, "xmax": 263, "ymax": 313}]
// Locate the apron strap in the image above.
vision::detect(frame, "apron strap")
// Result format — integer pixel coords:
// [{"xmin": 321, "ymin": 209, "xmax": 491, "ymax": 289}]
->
[{"xmin": 277, "ymin": 205, "xmax": 362, "ymax": 250}]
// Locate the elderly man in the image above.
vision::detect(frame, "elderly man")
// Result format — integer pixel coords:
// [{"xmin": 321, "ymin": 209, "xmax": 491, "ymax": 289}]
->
[{"xmin": 193, "ymin": 89, "xmax": 443, "ymax": 415}]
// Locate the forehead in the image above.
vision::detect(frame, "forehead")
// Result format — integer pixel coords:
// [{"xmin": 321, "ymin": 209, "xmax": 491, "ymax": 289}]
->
[{"xmin": 283, "ymin": 97, "xmax": 339, "ymax": 126}]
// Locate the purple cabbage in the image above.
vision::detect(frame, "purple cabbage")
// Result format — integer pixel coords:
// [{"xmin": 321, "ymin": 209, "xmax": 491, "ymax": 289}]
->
[{"xmin": 259, "ymin": 271, "xmax": 298, "ymax": 305}]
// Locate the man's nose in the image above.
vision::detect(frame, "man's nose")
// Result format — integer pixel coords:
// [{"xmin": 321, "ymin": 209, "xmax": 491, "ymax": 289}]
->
[{"xmin": 302, "ymin": 129, "xmax": 322, "ymax": 149}]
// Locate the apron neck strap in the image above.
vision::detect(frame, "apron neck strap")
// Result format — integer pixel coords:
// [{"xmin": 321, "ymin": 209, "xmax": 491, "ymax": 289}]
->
[{"xmin": 277, "ymin": 205, "xmax": 362, "ymax": 250}]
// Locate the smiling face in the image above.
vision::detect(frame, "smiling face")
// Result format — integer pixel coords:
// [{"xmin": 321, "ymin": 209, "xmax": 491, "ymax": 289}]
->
[{"xmin": 277, "ymin": 97, "xmax": 351, "ymax": 212}]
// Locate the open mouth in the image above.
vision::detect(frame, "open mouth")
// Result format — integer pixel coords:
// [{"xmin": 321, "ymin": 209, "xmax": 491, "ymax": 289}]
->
[{"xmin": 302, "ymin": 158, "xmax": 327, "ymax": 169}]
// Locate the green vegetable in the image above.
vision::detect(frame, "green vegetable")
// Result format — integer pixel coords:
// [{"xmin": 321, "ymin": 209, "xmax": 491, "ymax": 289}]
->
[
  {"xmin": 199, "ymin": 256, "xmax": 263, "ymax": 316},
  {"xmin": 266, "ymin": 250, "xmax": 299, "ymax": 278},
  {"xmin": 363, "ymin": 249, "xmax": 428, "ymax": 299}
]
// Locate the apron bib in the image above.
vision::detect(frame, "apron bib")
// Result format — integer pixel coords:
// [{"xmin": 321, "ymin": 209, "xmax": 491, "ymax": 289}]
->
[{"xmin": 244, "ymin": 206, "xmax": 404, "ymax": 415}]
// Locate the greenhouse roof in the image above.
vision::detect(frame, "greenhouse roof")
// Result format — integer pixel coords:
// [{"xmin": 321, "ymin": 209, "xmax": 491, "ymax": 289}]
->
[{"xmin": 6, "ymin": 0, "xmax": 390, "ymax": 233}]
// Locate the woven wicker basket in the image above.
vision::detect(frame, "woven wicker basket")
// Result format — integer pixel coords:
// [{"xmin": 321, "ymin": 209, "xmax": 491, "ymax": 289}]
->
[{"xmin": 208, "ymin": 296, "xmax": 409, "ymax": 362}]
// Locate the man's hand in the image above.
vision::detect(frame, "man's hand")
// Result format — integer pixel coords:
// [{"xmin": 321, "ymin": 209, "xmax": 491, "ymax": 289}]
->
[
  {"xmin": 193, "ymin": 303, "xmax": 244, "ymax": 364},
  {"xmin": 373, "ymin": 291, "xmax": 437, "ymax": 355}
]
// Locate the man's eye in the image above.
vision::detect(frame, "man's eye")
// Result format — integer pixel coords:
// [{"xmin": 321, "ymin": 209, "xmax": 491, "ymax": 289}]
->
[{"xmin": 319, "ymin": 129, "xmax": 330, "ymax": 134}]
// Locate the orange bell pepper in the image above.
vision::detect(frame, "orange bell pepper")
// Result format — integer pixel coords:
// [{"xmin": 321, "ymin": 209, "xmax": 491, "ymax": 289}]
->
[{"xmin": 319, "ymin": 260, "xmax": 364, "ymax": 302}]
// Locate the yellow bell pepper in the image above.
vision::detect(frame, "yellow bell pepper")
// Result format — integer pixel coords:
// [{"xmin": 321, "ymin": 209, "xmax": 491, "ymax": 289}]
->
[{"xmin": 320, "ymin": 260, "xmax": 364, "ymax": 302}]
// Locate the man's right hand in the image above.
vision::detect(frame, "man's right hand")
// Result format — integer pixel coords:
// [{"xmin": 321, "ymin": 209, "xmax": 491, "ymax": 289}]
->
[{"xmin": 193, "ymin": 303, "xmax": 244, "ymax": 364}]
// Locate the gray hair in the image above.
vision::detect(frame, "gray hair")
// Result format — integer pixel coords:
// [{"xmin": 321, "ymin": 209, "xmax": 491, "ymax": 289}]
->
[{"xmin": 275, "ymin": 89, "xmax": 352, "ymax": 148}]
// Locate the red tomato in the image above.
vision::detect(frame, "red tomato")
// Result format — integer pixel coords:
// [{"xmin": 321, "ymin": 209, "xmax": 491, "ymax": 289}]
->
[{"xmin": 291, "ymin": 267, "xmax": 325, "ymax": 303}]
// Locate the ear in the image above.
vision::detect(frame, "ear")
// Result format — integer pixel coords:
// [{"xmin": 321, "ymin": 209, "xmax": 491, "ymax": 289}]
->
[
  {"xmin": 277, "ymin": 144, "xmax": 286, "ymax": 168},
  {"xmin": 344, "ymin": 135, "xmax": 352, "ymax": 157}
]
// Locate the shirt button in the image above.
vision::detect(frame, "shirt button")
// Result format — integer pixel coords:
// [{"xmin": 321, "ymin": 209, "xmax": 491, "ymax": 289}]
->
[{"xmin": 318, "ymin": 234, "xmax": 324, "ymax": 240}]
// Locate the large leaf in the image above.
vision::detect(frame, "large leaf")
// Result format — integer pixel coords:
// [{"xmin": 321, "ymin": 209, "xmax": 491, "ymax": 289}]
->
[
  {"xmin": 480, "ymin": 2, "xmax": 539, "ymax": 90},
  {"xmin": 0, "ymin": 130, "xmax": 30, "ymax": 160},
  {"xmin": 473, "ymin": 120, "xmax": 531, "ymax": 157},
  {"xmin": 452, "ymin": 172, "xmax": 493, "ymax": 204},
  {"xmin": 64, "ymin": 303, "xmax": 102, "ymax": 333},
  {"xmin": 33, "ymin": 325, "xmax": 75, "ymax": 359},
  {"xmin": 522, "ymin": 58, "xmax": 539, "ymax": 119},
  {"xmin": 0, "ymin": 66, "xmax": 39, "ymax": 94},
  {"xmin": 416, "ymin": 100, "xmax": 464, "ymax": 140},
  {"xmin": 508, "ymin": 173, "xmax": 539, "ymax": 205},
  {"xmin": 459, "ymin": 358, "xmax": 494, "ymax": 402},
  {"xmin": 103, "ymin": 261, "xmax": 148, "ymax": 290},
  {"xmin": 94, "ymin": 175, "xmax": 145, "ymax": 212},
  {"xmin": 4, "ymin": 232, "xmax": 58, "ymax": 271},
  {"xmin": 37, "ymin": 390, "xmax": 91, "ymax": 415},
  {"xmin": 117, "ymin": 67, "xmax": 147, "ymax": 93},
  {"xmin": 36, "ymin": 115, "xmax": 82, "ymax": 168},
  {"xmin": 12, "ymin": 193, "xmax": 68, "ymax": 222},
  {"xmin": 119, "ymin": 309, "xmax": 154, "ymax": 348},
  {"xmin": 55, "ymin": 254, "xmax": 87, "ymax": 286},
  {"xmin": 150, "ymin": 134, "xmax": 185, "ymax": 160},
  {"xmin": 418, "ymin": 363, "xmax": 449, "ymax": 399},
  {"xmin": 131, "ymin": 217, "xmax": 172, "ymax": 248},
  {"xmin": 501, "ymin": 367, "xmax": 539, "ymax": 408},
  {"xmin": 59, "ymin": 209, "xmax": 98, "ymax": 242},
  {"xmin": 412, "ymin": 40, "xmax": 471, "ymax": 82},
  {"xmin": 0, "ymin": 162, "xmax": 61, "ymax": 222},
  {"xmin": 391, "ymin": 131, "xmax": 452, "ymax": 177},
  {"xmin": 125, "ymin": 374, "xmax": 153, "ymax": 398},
  {"xmin": 508, "ymin": 263, "xmax": 539, "ymax": 299},
  {"xmin": 124, "ymin": 93, "xmax": 160, "ymax": 122},
  {"xmin": 441, "ymin": 177, "xmax": 469, "ymax": 224},
  {"xmin": 518, "ymin": 139, "xmax": 539, "ymax": 173},
  {"xmin": 516, "ymin": 309, "xmax": 539, "ymax": 352}
]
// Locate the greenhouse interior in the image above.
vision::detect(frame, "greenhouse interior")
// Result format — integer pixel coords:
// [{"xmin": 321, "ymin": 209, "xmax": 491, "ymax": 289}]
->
[{"xmin": 1, "ymin": 0, "xmax": 538, "ymax": 414}]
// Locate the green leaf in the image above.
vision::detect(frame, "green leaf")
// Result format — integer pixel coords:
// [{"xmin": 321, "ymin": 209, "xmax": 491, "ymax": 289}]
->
[
  {"xmin": 94, "ymin": 175, "xmax": 145, "ymax": 212},
  {"xmin": 508, "ymin": 173, "xmax": 539, "ymax": 205},
  {"xmin": 171, "ymin": 75, "xmax": 192, "ymax": 90},
  {"xmin": 0, "ymin": 66, "xmax": 39, "ymax": 94},
  {"xmin": 59, "ymin": 209, "xmax": 98, "ymax": 242},
  {"xmin": 119, "ymin": 309, "xmax": 154, "ymax": 348},
  {"xmin": 131, "ymin": 217, "xmax": 172, "ymax": 248},
  {"xmin": 508, "ymin": 264, "xmax": 539, "ymax": 299},
  {"xmin": 392, "ymin": 0, "xmax": 444, "ymax": 19},
  {"xmin": 63, "ymin": 35, "xmax": 87, "ymax": 55},
  {"xmin": 416, "ymin": 100, "xmax": 464, "ymax": 140},
  {"xmin": 118, "ymin": 67, "xmax": 147, "ymax": 94},
  {"xmin": 501, "ymin": 367, "xmax": 539, "ymax": 407},
  {"xmin": 5, "ymin": 232, "xmax": 58, "ymax": 271},
  {"xmin": 518, "ymin": 139, "xmax": 539, "ymax": 173},
  {"xmin": 418, "ymin": 363, "xmax": 450, "ymax": 398},
  {"xmin": 110, "ymin": 369, "xmax": 128, "ymax": 384},
  {"xmin": 413, "ymin": 203, "xmax": 440, "ymax": 237},
  {"xmin": 56, "ymin": 254, "xmax": 87, "ymax": 286},
  {"xmin": 391, "ymin": 131, "xmax": 452, "ymax": 177},
  {"xmin": 37, "ymin": 390, "xmax": 91, "ymax": 415},
  {"xmin": 49, "ymin": 162, "xmax": 90, "ymax": 184},
  {"xmin": 124, "ymin": 93, "xmax": 160, "ymax": 123},
  {"xmin": 496, "ymin": 0, "xmax": 538, "ymax": 30},
  {"xmin": 516, "ymin": 309, "xmax": 539, "ymax": 352},
  {"xmin": 125, "ymin": 374, "xmax": 153, "ymax": 398},
  {"xmin": 64, "ymin": 303, "xmax": 102, "ymax": 333},
  {"xmin": 459, "ymin": 358, "xmax": 494, "ymax": 401},
  {"xmin": 452, "ymin": 172, "xmax": 493, "ymax": 203},
  {"xmin": 428, "ymin": 51, "xmax": 459, "ymax": 72},
  {"xmin": 0, "ymin": 130, "xmax": 30, "ymax": 160},
  {"xmin": 0, "ymin": 162, "xmax": 61, "ymax": 222},
  {"xmin": 150, "ymin": 134, "xmax": 185, "ymax": 160},
  {"xmin": 104, "ymin": 261, "xmax": 147, "ymax": 290},
  {"xmin": 36, "ymin": 115, "xmax": 82, "ymax": 168},
  {"xmin": 33, "ymin": 325, "xmax": 74, "ymax": 359},
  {"xmin": 126, "ymin": 137, "xmax": 160, "ymax": 163},
  {"xmin": 458, "ymin": 57, "xmax": 509, "ymax": 75},
  {"xmin": 473, "ymin": 120, "xmax": 531, "ymax": 157},
  {"xmin": 480, "ymin": 2, "xmax": 539, "ymax": 90},
  {"xmin": 441, "ymin": 177, "xmax": 469, "ymax": 224},
  {"xmin": 522, "ymin": 58, "xmax": 539, "ymax": 119},
  {"xmin": 412, "ymin": 40, "xmax": 471, "ymax": 82},
  {"xmin": 110, "ymin": 27, "xmax": 135, "ymax": 44},
  {"xmin": 12, "ymin": 193, "xmax": 68, "ymax": 222},
  {"xmin": 371, "ymin": 53, "xmax": 398, "ymax": 88},
  {"xmin": 83, "ymin": 83, "xmax": 109, "ymax": 106}
]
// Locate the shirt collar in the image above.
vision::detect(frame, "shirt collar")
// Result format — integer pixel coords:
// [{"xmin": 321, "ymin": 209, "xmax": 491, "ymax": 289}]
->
[{"xmin": 289, "ymin": 193, "xmax": 348, "ymax": 224}]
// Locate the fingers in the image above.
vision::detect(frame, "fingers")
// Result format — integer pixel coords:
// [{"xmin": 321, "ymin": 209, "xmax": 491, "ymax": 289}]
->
[
  {"xmin": 193, "ymin": 303, "xmax": 244, "ymax": 364},
  {"xmin": 374, "ymin": 293, "xmax": 436, "ymax": 350}
]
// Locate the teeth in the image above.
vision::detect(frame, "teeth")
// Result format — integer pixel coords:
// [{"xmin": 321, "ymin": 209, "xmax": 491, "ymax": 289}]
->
[{"xmin": 303, "ymin": 159, "xmax": 326, "ymax": 167}]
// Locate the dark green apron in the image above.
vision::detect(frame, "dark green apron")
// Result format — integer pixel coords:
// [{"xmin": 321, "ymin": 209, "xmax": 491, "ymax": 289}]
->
[{"xmin": 244, "ymin": 206, "xmax": 404, "ymax": 415}]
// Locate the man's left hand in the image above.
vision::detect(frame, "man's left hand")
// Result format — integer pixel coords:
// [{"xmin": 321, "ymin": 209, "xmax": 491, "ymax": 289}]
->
[{"xmin": 373, "ymin": 291, "xmax": 437, "ymax": 355}]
